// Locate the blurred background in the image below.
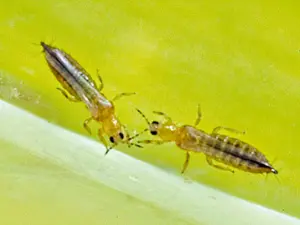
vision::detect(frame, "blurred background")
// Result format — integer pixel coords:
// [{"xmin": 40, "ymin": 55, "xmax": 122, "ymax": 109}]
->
[{"xmin": 0, "ymin": 0, "xmax": 300, "ymax": 224}]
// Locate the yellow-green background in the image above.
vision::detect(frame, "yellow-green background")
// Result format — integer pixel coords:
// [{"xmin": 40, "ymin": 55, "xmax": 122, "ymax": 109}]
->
[{"xmin": 1, "ymin": 0, "xmax": 300, "ymax": 223}]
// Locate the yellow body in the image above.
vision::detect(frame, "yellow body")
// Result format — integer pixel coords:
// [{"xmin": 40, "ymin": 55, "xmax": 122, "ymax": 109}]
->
[
  {"xmin": 1, "ymin": 0, "xmax": 300, "ymax": 220},
  {"xmin": 41, "ymin": 42, "xmax": 134, "ymax": 151},
  {"xmin": 137, "ymin": 109, "xmax": 277, "ymax": 174}
]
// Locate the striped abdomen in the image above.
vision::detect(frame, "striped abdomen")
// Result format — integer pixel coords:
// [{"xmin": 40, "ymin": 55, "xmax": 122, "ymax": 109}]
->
[
  {"xmin": 178, "ymin": 126, "xmax": 277, "ymax": 174},
  {"xmin": 41, "ymin": 42, "xmax": 112, "ymax": 114}
]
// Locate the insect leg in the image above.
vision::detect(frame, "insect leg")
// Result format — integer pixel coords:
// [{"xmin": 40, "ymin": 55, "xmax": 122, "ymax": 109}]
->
[
  {"xmin": 56, "ymin": 88, "xmax": 80, "ymax": 102},
  {"xmin": 97, "ymin": 127, "xmax": 109, "ymax": 153},
  {"xmin": 121, "ymin": 124, "xmax": 133, "ymax": 147},
  {"xmin": 206, "ymin": 156, "xmax": 234, "ymax": 173},
  {"xmin": 194, "ymin": 104, "xmax": 202, "ymax": 127},
  {"xmin": 119, "ymin": 125, "xmax": 143, "ymax": 148},
  {"xmin": 212, "ymin": 126, "xmax": 245, "ymax": 135},
  {"xmin": 181, "ymin": 152, "xmax": 191, "ymax": 174},
  {"xmin": 96, "ymin": 69, "xmax": 104, "ymax": 91},
  {"xmin": 138, "ymin": 139, "xmax": 166, "ymax": 145},
  {"xmin": 83, "ymin": 117, "xmax": 93, "ymax": 135},
  {"xmin": 122, "ymin": 124, "xmax": 130, "ymax": 139},
  {"xmin": 112, "ymin": 92, "xmax": 136, "ymax": 102},
  {"xmin": 153, "ymin": 111, "xmax": 172, "ymax": 122}
]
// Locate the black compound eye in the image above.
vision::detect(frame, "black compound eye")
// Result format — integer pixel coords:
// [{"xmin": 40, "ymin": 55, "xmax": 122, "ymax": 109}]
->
[
  {"xmin": 109, "ymin": 136, "xmax": 115, "ymax": 143},
  {"xmin": 152, "ymin": 121, "xmax": 159, "ymax": 125},
  {"xmin": 150, "ymin": 130, "xmax": 158, "ymax": 135},
  {"xmin": 119, "ymin": 132, "xmax": 124, "ymax": 139}
]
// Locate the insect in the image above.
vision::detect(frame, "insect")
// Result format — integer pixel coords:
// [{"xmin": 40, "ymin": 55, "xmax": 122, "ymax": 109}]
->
[
  {"xmin": 136, "ymin": 106, "xmax": 278, "ymax": 175},
  {"xmin": 41, "ymin": 42, "xmax": 141, "ymax": 154}
]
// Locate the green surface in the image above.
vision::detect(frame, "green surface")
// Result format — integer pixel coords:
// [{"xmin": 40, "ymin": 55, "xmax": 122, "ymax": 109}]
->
[
  {"xmin": 0, "ymin": 139, "xmax": 192, "ymax": 225},
  {"xmin": 0, "ymin": 0, "xmax": 300, "ymax": 223},
  {"xmin": 0, "ymin": 100, "xmax": 298, "ymax": 225}
]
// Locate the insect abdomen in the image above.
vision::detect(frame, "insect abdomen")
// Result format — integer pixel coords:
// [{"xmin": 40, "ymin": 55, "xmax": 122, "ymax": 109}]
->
[{"xmin": 205, "ymin": 134, "xmax": 277, "ymax": 174}]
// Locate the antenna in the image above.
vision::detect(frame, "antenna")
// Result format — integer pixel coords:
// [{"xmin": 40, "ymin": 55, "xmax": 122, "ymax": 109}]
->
[
  {"xmin": 136, "ymin": 108, "xmax": 151, "ymax": 125},
  {"xmin": 127, "ymin": 128, "xmax": 149, "ymax": 142},
  {"xmin": 104, "ymin": 145, "xmax": 115, "ymax": 155}
]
